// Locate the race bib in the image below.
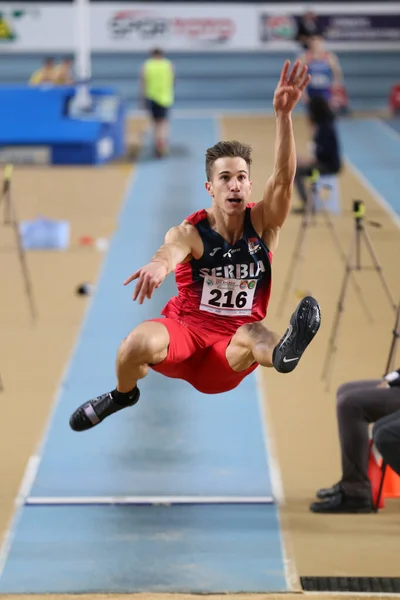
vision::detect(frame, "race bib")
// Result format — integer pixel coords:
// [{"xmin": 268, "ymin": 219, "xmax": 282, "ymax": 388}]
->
[{"xmin": 200, "ymin": 277, "xmax": 257, "ymax": 316}]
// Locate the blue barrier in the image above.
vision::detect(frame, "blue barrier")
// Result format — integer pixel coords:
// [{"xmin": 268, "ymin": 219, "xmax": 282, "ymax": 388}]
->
[
  {"xmin": 0, "ymin": 51, "xmax": 398, "ymax": 111},
  {"xmin": 0, "ymin": 85, "xmax": 126, "ymax": 165}
]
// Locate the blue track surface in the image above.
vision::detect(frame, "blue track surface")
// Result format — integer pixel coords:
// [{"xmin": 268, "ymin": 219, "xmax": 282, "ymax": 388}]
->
[
  {"xmin": 0, "ymin": 117, "xmax": 286, "ymax": 594},
  {"xmin": 0, "ymin": 505, "xmax": 286, "ymax": 593},
  {"xmin": 30, "ymin": 373, "xmax": 274, "ymax": 498},
  {"xmin": 2, "ymin": 113, "xmax": 400, "ymax": 594},
  {"xmin": 27, "ymin": 117, "xmax": 273, "ymax": 500},
  {"xmin": 338, "ymin": 118, "xmax": 400, "ymax": 217}
]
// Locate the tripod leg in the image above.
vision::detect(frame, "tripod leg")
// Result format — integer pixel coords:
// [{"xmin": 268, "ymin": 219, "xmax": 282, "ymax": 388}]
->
[
  {"xmin": 321, "ymin": 232, "xmax": 357, "ymax": 389},
  {"xmin": 4, "ymin": 185, "xmax": 11, "ymax": 225},
  {"xmin": 0, "ymin": 182, "xmax": 12, "ymax": 225},
  {"xmin": 384, "ymin": 302, "xmax": 400, "ymax": 375},
  {"xmin": 320, "ymin": 207, "xmax": 346, "ymax": 260},
  {"xmin": 321, "ymin": 265, "xmax": 353, "ymax": 390},
  {"xmin": 361, "ymin": 228, "xmax": 397, "ymax": 311},
  {"xmin": 276, "ymin": 199, "xmax": 313, "ymax": 317},
  {"xmin": 14, "ymin": 222, "xmax": 38, "ymax": 322},
  {"xmin": 320, "ymin": 208, "xmax": 373, "ymax": 324},
  {"xmin": 276, "ymin": 223, "xmax": 305, "ymax": 317},
  {"xmin": 8, "ymin": 191, "xmax": 38, "ymax": 322}
]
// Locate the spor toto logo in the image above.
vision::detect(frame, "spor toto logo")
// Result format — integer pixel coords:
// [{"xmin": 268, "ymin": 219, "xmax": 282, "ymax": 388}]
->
[{"xmin": 110, "ymin": 11, "xmax": 236, "ymax": 42}]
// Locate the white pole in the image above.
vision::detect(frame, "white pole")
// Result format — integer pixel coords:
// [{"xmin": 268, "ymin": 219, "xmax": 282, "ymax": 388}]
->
[{"xmin": 73, "ymin": 0, "xmax": 92, "ymax": 111}]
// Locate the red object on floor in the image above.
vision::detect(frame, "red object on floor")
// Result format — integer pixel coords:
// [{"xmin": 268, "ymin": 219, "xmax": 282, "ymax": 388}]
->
[
  {"xmin": 78, "ymin": 235, "xmax": 94, "ymax": 246},
  {"xmin": 389, "ymin": 83, "xmax": 400, "ymax": 114},
  {"xmin": 368, "ymin": 440, "xmax": 400, "ymax": 509},
  {"xmin": 368, "ymin": 440, "xmax": 385, "ymax": 509}
]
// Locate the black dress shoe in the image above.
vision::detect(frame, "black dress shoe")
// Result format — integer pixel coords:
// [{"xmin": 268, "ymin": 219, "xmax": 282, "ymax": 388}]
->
[
  {"xmin": 310, "ymin": 491, "xmax": 373, "ymax": 514},
  {"xmin": 316, "ymin": 482, "xmax": 342, "ymax": 499}
]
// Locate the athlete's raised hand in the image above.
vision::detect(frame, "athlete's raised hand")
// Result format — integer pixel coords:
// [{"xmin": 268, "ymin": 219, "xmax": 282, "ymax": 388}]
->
[
  {"xmin": 123, "ymin": 260, "xmax": 168, "ymax": 304},
  {"xmin": 273, "ymin": 60, "xmax": 310, "ymax": 115}
]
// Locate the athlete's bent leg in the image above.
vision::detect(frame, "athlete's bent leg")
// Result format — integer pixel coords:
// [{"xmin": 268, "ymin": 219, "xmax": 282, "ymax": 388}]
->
[
  {"xmin": 69, "ymin": 321, "xmax": 170, "ymax": 432},
  {"xmin": 116, "ymin": 321, "xmax": 169, "ymax": 392},
  {"xmin": 226, "ymin": 322, "xmax": 280, "ymax": 371},
  {"xmin": 227, "ymin": 296, "xmax": 321, "ymax": 374}
]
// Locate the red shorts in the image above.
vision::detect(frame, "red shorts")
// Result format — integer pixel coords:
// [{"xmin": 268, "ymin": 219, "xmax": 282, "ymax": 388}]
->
[{"xmin": 148, "ymin": 317, "xmax": 258, "ymax": 394}]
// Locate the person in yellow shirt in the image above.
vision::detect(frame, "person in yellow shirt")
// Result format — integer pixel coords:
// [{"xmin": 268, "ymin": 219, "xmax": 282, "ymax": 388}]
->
[
  {"xmin": 53, "ymin": 57, "xmax": 74, "ymax": 85},
  {"xmin": 140, "ymin": 48, "xmax": 175, "ymax": 158},
  {"xmin": 29, "ymin": 57, "xmax": 56, "ymax": 86}
]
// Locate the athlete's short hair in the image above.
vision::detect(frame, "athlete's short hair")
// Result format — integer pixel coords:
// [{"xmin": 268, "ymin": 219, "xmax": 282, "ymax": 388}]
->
[{"xmin": 205, "ymin": 140, "xmax": 252, "ymax": 180}]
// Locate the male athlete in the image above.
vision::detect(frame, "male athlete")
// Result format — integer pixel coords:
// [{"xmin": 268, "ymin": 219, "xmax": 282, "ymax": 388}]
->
[{"xmin": 70, "ymin": 60, "xmax": 321, "ymax": 432}]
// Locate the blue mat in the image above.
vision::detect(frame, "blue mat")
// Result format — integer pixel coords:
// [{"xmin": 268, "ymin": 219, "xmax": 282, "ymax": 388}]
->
[
  {"xmin": 0, "ymin": 504, "xmax": 286, "ymax": 593},
  {"xmin": 28, "ymin": 117, "xmax": 273, "ymax": 500},
  {"xmin": 0, "ymin": 86, "xmax": 125, "ymax": 164}
]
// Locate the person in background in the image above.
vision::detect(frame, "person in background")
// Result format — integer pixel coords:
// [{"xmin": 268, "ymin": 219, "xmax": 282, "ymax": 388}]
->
[
  {"xmin": 29, "ymin": 57, "xmax": 56, "ymax": 85},
  {"xmin": 311, "ymin": 367, "xmax": 400, "ymax": 514},
  {"xmin": 54, "ymin": 57, "xmax": 74, "ymax": 85},
  {"xmin": 294, "ymin": 95, "xmax": 341, "ymax": 212},
  {"xmin": 299, "ymin": 35, "xmax": 343, "ymax": 105},
  {"xmin": 140, "ymin": 48, "xmax": 175, "ymax": 158},
  {"xmin": 295, "ymin": 11, "xmax": 324, "ymax": 50}
]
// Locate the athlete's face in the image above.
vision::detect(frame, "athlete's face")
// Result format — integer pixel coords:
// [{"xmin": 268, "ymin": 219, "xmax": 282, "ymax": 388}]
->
[{"xmin": 205, "ymin": 157, "xmax": 252, "ymax": 214}]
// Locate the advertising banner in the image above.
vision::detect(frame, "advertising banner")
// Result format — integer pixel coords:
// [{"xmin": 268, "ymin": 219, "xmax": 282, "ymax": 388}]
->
[
  {"xmin": 0, "ymin": 3, "xmax": 258, "ymax": 51},
  {"xmin": 258, "ymin": 6, "xmax": 400, "ymax": 50},
  {"xmin": 318, "ymin": 14, "xmax": 400, "ymax": 43},
  {"xmin": 0, "ymin": 5, "xmax": 73, "ymax": 50},
  {"xmin": 90, "ymin": 4, "xmax": 257, "ymax": 52},
  {"xmin": 1, "ymin": 3, "xmax": 400, "ymax": 52}
]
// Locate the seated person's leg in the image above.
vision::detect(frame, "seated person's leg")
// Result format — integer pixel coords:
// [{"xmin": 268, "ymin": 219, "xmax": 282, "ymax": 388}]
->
[
  {"xmin": 313, "ymin": 380, "xmax": 380, "ymax": 498},
  {"xmin": 310, "ymin": 381, "xmax": 400, "ymax": 513}
]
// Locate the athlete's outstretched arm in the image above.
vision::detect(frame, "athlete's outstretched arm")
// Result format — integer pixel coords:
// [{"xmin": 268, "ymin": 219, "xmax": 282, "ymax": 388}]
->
[
  {"xmin": 260, "ymin": 61, "xmax": 310, "ymax": 231},
  {"xmin": 123, "ymin": 222, "xmax": 201, "ymax": 304}
]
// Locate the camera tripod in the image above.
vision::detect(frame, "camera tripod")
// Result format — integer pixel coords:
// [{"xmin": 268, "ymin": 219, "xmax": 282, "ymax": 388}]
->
[
  {"xmin": 321, "ymin": 199, "xmax": 397, "ymax": 390},
  {"xmin": 277, "ymin": 170, "xmax": 372, "ymax": 323},
  {"xmin": 0, "ymin": 165, "xmax": 38, "ymax": 393}
]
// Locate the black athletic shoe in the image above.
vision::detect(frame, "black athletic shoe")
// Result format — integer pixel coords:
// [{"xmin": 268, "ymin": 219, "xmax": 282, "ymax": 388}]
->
[
  {"xmin": 310, "ymin": 490, "xmax": 373, "ymax": 514},
  {"xmin": 316, "ymin": 482, "xmax": 342, "ymax": 500},
  {"xmin": 273, "ymin": 296, "xmax": 321, "ymax": 374},
  {"xmin": 69, "ymin": 388, "xmax": 140, "ymax": 432}
]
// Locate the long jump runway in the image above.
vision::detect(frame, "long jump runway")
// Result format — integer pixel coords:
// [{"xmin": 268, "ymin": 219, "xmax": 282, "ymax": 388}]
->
[{"xmin": 0, "ymin": 118, "xmax": 288, "ymax": 594}]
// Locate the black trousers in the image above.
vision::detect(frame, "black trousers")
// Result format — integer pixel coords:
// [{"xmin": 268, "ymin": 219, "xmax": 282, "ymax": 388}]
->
[
  {"xmin": 373, "ymin": 408, "xmax": 400, "ymax": 476},
  {"xmin": 335, "ymin": 380, "xmax": 400, "ymax": 496},
  {"xmin": 295, "ymin": 162, "xmax": 338, "ymax": 206}
]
